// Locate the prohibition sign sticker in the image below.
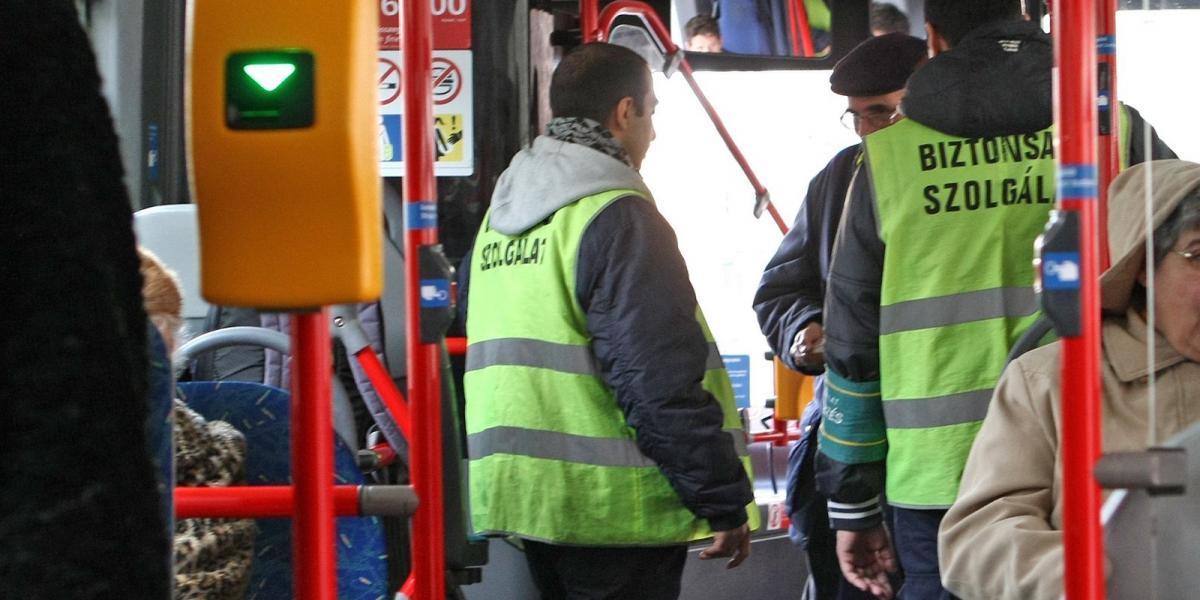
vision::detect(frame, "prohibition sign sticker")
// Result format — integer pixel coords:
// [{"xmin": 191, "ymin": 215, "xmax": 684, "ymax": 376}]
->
[
  {"xmin": 431, "ymin": 57, "xmax": 462, "ymax": 105},
  {"xmin": 378, "ymin": 58, "xmax": 401, "ymax": 106}
]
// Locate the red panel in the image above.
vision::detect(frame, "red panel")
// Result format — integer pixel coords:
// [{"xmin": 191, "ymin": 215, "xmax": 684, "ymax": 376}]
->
[{"xmin": 380, "ymin": 0, "xmax": 471, "ymax": 50}]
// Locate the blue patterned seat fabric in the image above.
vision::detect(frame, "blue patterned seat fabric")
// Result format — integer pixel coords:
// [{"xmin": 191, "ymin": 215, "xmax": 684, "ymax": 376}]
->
[{"xmin": 179, "ymin": 381, "xmax": 389, "ymax": 600}]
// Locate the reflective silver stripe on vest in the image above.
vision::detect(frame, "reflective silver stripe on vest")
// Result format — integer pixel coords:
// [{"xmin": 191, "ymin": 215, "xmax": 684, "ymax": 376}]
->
[
  {"xmin": 466, "ymin": 338, "xmax": 600, "ymax": 375},
  {"xmin": 879, "ymin": 287, "xmax": 1038, "ymax": 336},
  {"xmin": 467, "ymin": 339, "xmax": 727, "ymax": 375},
  {"xmin": 468, "ymin": 426, "xmax": 749, "ymax": 466},
  {"xmin": 882, "ymin": 388, "xmax": 993, "ymax": 429}
]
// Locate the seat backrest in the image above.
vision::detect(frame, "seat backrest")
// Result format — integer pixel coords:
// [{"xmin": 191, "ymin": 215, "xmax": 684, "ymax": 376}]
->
[
  {"xmin": 178, "ymin": 381, "xmax": 388, "ymax": 600},
  {"xmin": 1104, "ymin": 422, "xmax": 1200, "ymax": 598},
  {"xmin": 133, "ymin": 204, "xmax": 208, "ymax": 331}
]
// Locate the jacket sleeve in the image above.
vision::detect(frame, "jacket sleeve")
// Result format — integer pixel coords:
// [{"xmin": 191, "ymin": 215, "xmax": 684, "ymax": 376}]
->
[
  {"xmin": 753, "ymin": 194, "xmax": 826, "ymax": 373},
  {"xmin": 1125, "ymin": 104, "xmax": 1177, "ymax": 166},
  {"xmin": 814, "ymin": 163, "xmax": 888, "ymax": 531},
  {"xmin": 753, "ymin": 149, "xmax": 855, "ymax": 374},
  {"xmin": 578, "ymin": 196, "xmax": 753, "ymax": 532},
  {"xmin": 939, "ymin": 356, "xmax": 1063, "ymax": 600}
]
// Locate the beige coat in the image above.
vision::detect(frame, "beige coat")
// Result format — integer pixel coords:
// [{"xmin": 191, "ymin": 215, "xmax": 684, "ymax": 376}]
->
[{"xmin": 939, "ymin": 310, "xmax": 1200, "ymax": 600}]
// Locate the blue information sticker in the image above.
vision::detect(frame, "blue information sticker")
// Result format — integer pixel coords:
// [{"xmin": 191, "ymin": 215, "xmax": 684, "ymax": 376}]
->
[
  {"xmin": 418, "ymin": 278, "xmax": 450, "ymax": 307},
  {"xmin": 406, "ymin": 200, "xmax": 438, "ymax": 231},
  {"xmin": 1043, "ymin": 252, "xmax": 1082, "ymax": 290},
  {"xmin": 1058, "ymin": 164, "xmax": 1098, "ymax": 201},
  {"xmin": 1097, "ymin": 35, "xmax": 1116, "ymax": 56},
  {"xmin": 722, "ymin": 355, "xmax": 751, "ymax": 408}
]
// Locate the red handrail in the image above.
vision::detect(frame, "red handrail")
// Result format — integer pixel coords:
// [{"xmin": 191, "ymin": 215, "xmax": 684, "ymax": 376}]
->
[
  {"xmin": 177, "ymin": 486, "xmax": 363, "ymax": 519},
  {"xmin": 291, "ymin": 310, "xmax": 337, "ymax": 599},
  {"xmin": 595, "ymin": 1, "xmax": 789, "ymax": 235},
  {"xmin": 354, "ymin": 347, "xmax": 413, "ymax": 440},
  {"xmin": 1053, "ymin": 0, "xmax": 1105, "ymax": 598},
  {"xmin": 401, "ymin": 0, "xmax": 446, "ymax": 597}
]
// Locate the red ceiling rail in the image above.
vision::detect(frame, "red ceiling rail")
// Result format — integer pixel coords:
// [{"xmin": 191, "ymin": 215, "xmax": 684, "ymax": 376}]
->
[
  {"xmin": 402, "ymin": 0, "xmax": 446, "ymax": 597},
  {"xmin": 595, "ymin": 0, "xmax": 789, "ymax": 234},
  {"xmin": 1053, "ymin": 0, "xmax": 1105, "ymax": 598}
]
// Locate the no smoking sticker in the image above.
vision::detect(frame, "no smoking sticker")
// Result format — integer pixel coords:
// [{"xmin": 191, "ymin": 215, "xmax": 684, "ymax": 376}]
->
[
  {"xmin": 378, "ymin": 57, "xmax": 401, "ymax": 105},
  {"xmin": 431, "ymin": 57, "xmax": 462, "ymax": 105}
]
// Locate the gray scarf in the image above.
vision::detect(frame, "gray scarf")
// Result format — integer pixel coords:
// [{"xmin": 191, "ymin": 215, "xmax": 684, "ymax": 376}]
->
[{"xmin": 545, "ymin": 117, "xmax": 632, "ymax": 167}]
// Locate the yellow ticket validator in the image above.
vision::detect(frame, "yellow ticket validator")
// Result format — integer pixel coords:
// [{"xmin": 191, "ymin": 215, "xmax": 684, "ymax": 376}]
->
[{"xmin": 187, "ymin": 0, "xmax": 381, "ymax": 308}]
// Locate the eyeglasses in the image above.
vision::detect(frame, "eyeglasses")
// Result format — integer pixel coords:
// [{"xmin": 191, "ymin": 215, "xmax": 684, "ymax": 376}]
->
[
  {"xmin": 840, "ymin": 108, "xmax": 901, "ymax": 132},
  {"xmin": 1174, "ymin": 249, "xmax": 1200, "ymax": 266}
]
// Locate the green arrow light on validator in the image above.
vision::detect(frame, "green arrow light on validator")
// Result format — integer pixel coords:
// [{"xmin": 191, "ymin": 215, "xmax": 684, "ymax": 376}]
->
[{"xmin": 243, "ymin": 63, "xmax": 297, "ymax": 92}]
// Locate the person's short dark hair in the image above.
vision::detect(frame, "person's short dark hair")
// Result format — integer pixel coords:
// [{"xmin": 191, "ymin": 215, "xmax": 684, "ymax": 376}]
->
[
  {"xmin": 550, "ymin": 43, "xmax": 650, "ymax": 124},
  {"xmin": 926, "ymin": 0, "xmax": 1022, "ymax": 46},
  {"xmin": 870, "ymin": 2, "xmax": 910, "ymax": 35},
  {"xmin": 685, "ymin": 14, "xmax": 721, "ymax": 40}
]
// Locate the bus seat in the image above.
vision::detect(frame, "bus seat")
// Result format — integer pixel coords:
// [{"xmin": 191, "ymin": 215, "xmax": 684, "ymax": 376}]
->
[
  {"xmin": 176, "ymin": 326, "xmax": 361, "ymax": 455},
  {"xmin": 178, "ymin": 381, "xmax": 388, "ymax": 600},
  {"xmin": 1103, "ymin": 422, "xmax": 1200, "ymax": 599}
]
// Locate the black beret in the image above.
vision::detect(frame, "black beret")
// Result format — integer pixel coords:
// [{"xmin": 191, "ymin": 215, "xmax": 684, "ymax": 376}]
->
[{"xmin": 829, "ymin": 33, "xmax": 928, "ymax": 97}]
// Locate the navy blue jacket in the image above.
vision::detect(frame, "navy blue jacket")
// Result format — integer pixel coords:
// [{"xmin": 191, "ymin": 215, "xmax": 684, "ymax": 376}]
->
[{"xmin": 753, "ymin": 143, "xmax": 861, "ymax": 374}]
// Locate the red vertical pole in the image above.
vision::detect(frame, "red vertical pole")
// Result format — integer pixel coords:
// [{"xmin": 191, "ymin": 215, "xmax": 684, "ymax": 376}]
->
[
  {"xmin": 1053, "ymin": 1, "xmax": 1105, "ymax": 599},
  {"xmin": 291, "ymin": 310, "xmax": 337, "ymax": 600},
  {"xmin": 793, "ymin": 0, "xmax": 815, "ymax": 57},
  {"xmin": 785, "ymin": 0, "xmax": 802, "ymax": 56},
  {"xmin": 1097, "ymin": 0, "xmax": 1119, "ymax": 270},
  {"xmin": 581, "ymin": 0, "xmax": 600, "ymax": 42},
  {"xmin": 401, "ymin": 0, "xmax": 445, "ymax": 597}
]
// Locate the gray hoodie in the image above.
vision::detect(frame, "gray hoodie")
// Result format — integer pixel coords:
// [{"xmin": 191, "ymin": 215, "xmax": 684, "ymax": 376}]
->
[{"xmin": 487, "ymin": 136, "xmax": 654, "ymax": 235}]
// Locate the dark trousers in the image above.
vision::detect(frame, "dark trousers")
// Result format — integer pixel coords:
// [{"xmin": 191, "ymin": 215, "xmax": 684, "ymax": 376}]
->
[
  {"xmin": 523, "ymin": 540, "xmax": 688, "ymax": 600},
  {"xmin": 892, "ymin": 508, "xmax": 957, "ymax": 600}
]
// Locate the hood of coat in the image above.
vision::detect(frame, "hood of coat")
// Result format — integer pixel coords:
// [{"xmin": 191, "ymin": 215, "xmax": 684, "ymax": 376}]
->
[
  {"xmin": 902, "ymin": 20, "xmax": 1052, "ymax": 139},
  {"xmin": 1102, "ymin": 309, "xmax": 1192, "ymax": 382},
  {"xmin": 486, "ymin": 135, "xmax": 654, "ymax": 236}
]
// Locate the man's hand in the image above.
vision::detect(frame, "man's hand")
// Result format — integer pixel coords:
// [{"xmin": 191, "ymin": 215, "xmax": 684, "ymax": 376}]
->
[
  {"xmin": 698, "ymin": 524, "xmax": 751, "ymax": 569},
  {"xmin": 789, "ymin": 322, "xmax": 825, "ymax": 368},
  {"xmin": 836, "ymin": 525, "xmax": 898, "ymax": 599}
]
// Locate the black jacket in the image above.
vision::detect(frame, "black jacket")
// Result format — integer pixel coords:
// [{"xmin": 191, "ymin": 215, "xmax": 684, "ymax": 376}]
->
[
  {"xmin": 753, "ymin": 143, "xmax": 861, "ymax": 374},
  {"xmin": 817, "ymin": 20, "xmax": 1177, "ymax": 530}
]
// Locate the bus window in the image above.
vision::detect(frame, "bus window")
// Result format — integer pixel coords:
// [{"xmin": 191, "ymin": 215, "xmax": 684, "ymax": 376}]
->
[
  {"xmin": 642, "ymin": 68, "xmax": 856, "ymax": 409},
  {"xmin": 1117, "ymin": 3, "xmax": 1200, "ymax": 159}
]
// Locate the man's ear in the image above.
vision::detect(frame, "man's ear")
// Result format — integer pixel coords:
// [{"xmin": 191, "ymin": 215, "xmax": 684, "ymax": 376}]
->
[
  {"xmin": 925, "ymin": 23, "xmax": 950, "ymax": 57},
  {"xmin": 606, "ymin": 96, "xmax": 636, "ymax": 136}
]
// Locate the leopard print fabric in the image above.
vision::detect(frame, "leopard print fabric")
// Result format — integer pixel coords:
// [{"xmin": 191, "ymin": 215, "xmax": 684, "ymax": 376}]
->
[{"xmin": 173, "ymin": 400, "xmax": 257, "ymax": 599}]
